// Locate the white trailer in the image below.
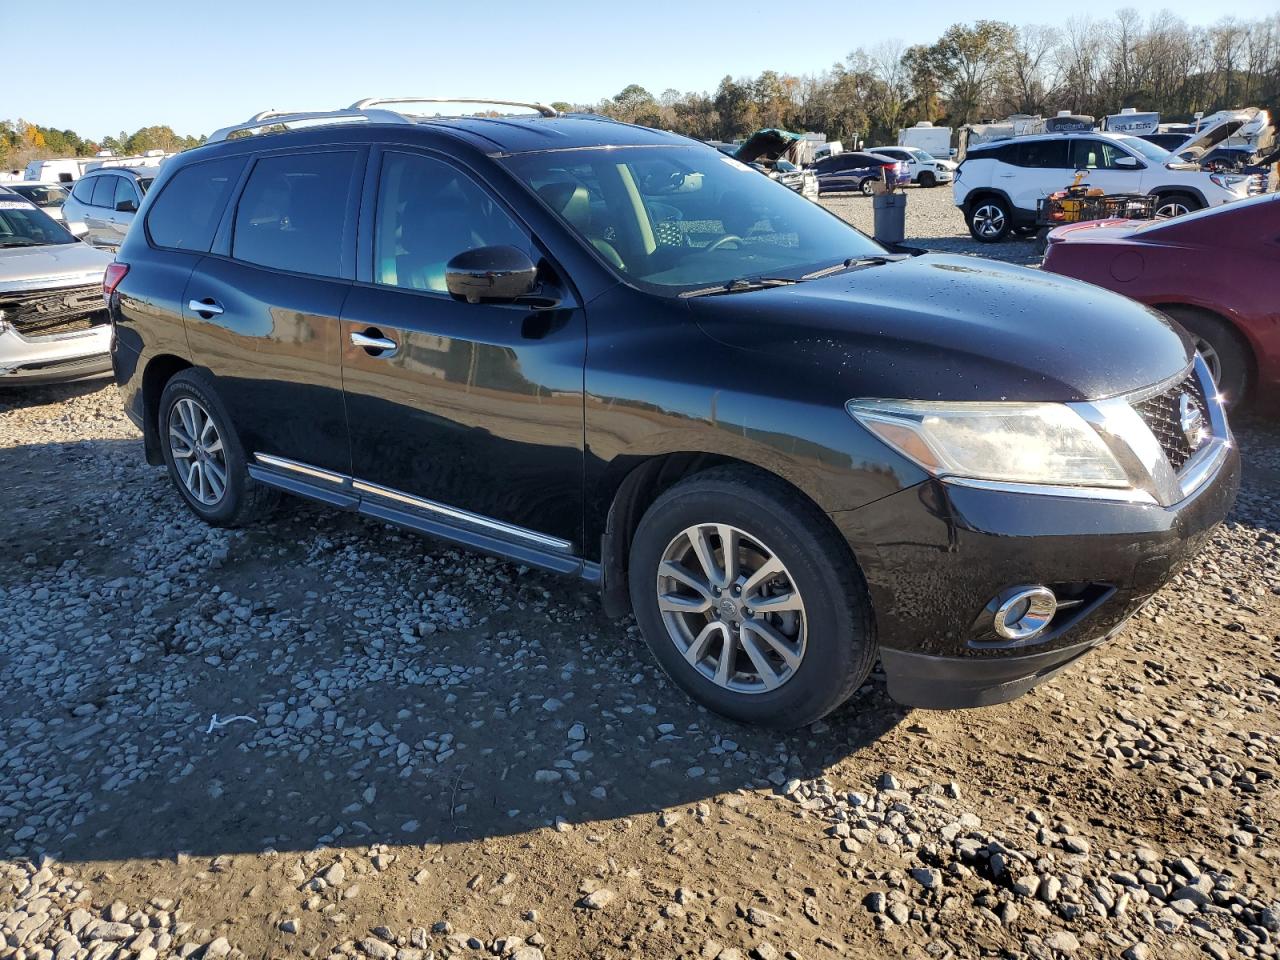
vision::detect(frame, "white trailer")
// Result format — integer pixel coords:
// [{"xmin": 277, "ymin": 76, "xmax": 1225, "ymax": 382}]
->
[
  {"xmin": 898, "ymin": 122, "xmax": 953, "ymax": 158},
  {"xmin": 1103, "ymin": 108, "xmax": 1160, "ymax": 136},
  {"xmin": 23, "ymin": 158, "xmax": 89, "ymax": 183}
]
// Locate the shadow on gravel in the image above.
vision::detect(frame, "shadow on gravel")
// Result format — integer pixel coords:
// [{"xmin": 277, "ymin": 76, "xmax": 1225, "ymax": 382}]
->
[
  {"xmin": 0, "ymin": 376, "xmax": 115, "ymax": 412},
  {"xmin": 0, "ymin": 436, "xmax": 909, "ymax": 864}
]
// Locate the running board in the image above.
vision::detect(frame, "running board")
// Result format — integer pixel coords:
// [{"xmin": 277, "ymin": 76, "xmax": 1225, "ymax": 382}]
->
[{"xmin": 249, "ymin": 454, "xmax": 600, "ymax": 582}]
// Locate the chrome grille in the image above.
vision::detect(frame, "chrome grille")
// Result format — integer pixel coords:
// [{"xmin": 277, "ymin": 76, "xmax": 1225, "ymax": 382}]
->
[
  {"xmin": 1132, "ymin": 371, "xmax": 1209, "ymax": 472},
  {"xmin": 0, "ymin": 283, "xmax": 107, "ymax": 339}
]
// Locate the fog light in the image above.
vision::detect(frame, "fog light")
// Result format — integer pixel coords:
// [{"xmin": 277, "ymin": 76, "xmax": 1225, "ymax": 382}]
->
[{"xmin": 992, "ymin": 586, "xmax": 1057, "ymax": 640}]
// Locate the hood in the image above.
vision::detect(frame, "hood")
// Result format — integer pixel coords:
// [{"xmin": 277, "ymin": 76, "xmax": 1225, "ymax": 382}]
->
[
  {"xmin": 688, "ymin": 254, "xmax": 1191, "ymax": 403},
  {"xmin": 1176, "ymin": 118, "xmax": 1247, "ymax": 159},
  {"xmin": 0, "ymin": 241, "xmax": 112, "ymax": 291},
  {"xmin": 735, "ymin": 128, "xmax": 804, "ymax": 164}
]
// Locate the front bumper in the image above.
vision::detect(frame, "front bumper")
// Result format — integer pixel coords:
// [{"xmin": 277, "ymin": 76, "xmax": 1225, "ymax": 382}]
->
[
  {"xmin": 0, "ymin": 322, "xmax": 113, "ymax": 385},
  {"xmin": 832, "ymin": 443, "xmax": 1240, "ymax": 709}
]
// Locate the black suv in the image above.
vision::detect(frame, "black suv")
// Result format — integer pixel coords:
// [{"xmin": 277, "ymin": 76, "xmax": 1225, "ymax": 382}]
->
[{"xmin": 107, "ymin": 99, "xmax": 1239, "ymax": 728}]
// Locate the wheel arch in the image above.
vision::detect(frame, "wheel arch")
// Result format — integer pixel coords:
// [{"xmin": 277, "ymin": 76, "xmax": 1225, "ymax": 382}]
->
[
  {"xmin": 140, "ymin": 353, "xmax": 193, "ymax": 465},
  {"xmin": 1148, "ymin": 186, "xmax": 1207, "ymax": 209},
  {"xmin": 1151, "ymin": 301, "xmax": 1257, "ymax": 398},
  {"xmin": 597, "ymin": 453, "xmax": 857, "ymax": 619}
]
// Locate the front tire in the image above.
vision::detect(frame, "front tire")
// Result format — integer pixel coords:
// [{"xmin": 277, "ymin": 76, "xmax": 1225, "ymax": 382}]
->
[
  {"xmin": 1153, "ymin": 193, "xmax": 1201, "ymax": 219},
  {"xmin": 918, "ymin": 171, "xmax": 937, "ymax": 188},
  {"xmin": 627, "ymin": 467, "xmax": 876, "ymax": 729},
  {"xmin": 159, "ymin": 370, "xmax": 279, "ymax": 527},
  {"xmin": 1160, "ymin": 306, "xmax": 1251, "ymax": 406},
  {"xmin": 967, "ymin": 197, "xmax": 1012, "ymax": 242}
]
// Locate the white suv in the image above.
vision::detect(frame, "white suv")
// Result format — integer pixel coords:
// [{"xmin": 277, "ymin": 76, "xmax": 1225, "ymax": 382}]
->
[
  {"xmin": 953, "ymin": 132, "xmax": 1259, "ymax": 242},
  {"xmin": 868, "ymin": 146, "xmax": 955, "ymax": 188}
]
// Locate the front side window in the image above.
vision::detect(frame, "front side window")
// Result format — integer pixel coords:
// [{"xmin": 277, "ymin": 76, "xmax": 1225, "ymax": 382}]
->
[
  {"xmin": 1070, "ymin": 139, "xmax": 1126, "ymax": 170},
  {"xmin": 232, "ymin": 151, "xmax": 357, "ymax": 278},
  {"xmin": 70, "ymin": 178, "xmax": 94, "ymax": 203},
  {"xmin": 89, "ymin": 175, "xmax": 117, "ymax": 208},
  {"xmin": 147, "ymin": 156, "xmax": 245, "ymax": 252},
  {"xmin": 505, "ymin": 145, "xmax": 884, "ymax": 292},
  {"xmin": 373, "ymin": 152, "xmax": 529, "ymax": 293}
]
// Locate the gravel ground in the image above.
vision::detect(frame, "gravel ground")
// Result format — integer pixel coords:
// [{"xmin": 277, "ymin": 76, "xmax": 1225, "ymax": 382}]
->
[{"xmin": 1, "ymin": 195, "xmax": 1277, "ymax": 960}]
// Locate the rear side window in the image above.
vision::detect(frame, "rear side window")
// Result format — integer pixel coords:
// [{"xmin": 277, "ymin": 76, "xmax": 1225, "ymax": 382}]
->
[
  {"xmin": 1016, "ymin": 140, "xmax": 1068, "ymax": 168},
  {"xmin": 90, "ymin": 176, "xmax": 116, "ymax": 208},
  {"xmin": 232, "ymin": 151, "xmax": 357, "ymax": 278},
  {"xmin": 147, "ymin": 156, "xmax": 245, "ymax": 252}
]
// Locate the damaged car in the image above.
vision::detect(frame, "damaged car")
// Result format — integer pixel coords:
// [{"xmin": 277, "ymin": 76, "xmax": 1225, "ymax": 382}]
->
[
  {"xmin": 1, "ymin": 194, "xmax": 114, "ymax": 385},
  {"xmin": 735, "ymin": 128, "xmax": 820, "ymax": 199}
]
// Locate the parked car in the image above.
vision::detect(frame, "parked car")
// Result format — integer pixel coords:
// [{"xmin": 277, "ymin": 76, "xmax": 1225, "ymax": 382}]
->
[
  {"xmin": 0, "ymin": 195, "xmax": 114, "ymax": 384},
  {"xmin": 1041, "ymin": 193, "xmax": 1279, "ymax": 409},
  {"xmin": 4, "ymin": 182, "xmax": 71, "ymax": 222},
  {"xmin": 749, "ymin": 159, "xmax": 819, "ymax": 199},
  {"xmin": 1191, "ymin": 145, "xmax": 1273, "ymax": 176},
  {"xmin": 61, "ymin": 167, "xmax": 155, "ymax": 250},
  {"xmin": 955, "ymin": 132, "xmax": 1259, "ymax": 242},
  {"xmin": 108, "ymin": 100, "xmax": 1238, "ymax": 727},
  {"xmin": 866, "ymin": 146, "xmax": 954, "ymax": 187},
  {"xmin": 812, "ymin": 152, "xmax": 907, "ymax": 195}
]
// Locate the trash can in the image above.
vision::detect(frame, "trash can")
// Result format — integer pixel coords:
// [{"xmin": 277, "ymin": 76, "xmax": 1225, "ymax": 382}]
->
[{"xmin": 873, "ymin": 192, "xmax": 907, "ymax": 245}]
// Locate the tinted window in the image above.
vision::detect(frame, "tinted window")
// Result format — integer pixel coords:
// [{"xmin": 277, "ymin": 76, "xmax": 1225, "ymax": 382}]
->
[
  {"xmin": 1016, "ymin": 140, "xmax": 1068, "ymax": 168},
  {"xmin": 70, "ymin": 178, "xmax": 94, "ymax": 203},
  {"xmin": 90, "ymin": 175, "xmax": 116, "ymax": 208},
  {"xmin": 374, "ymin": 152, "xmax": 529, "ymax": 293},
  {"xmin": 232, "ymin": 151, "xmax": 356, "ymax": 277},
  {"xmin": 113, "ymin": 177, "xmax": 139, "ymax": 211},
  {"xmin": 147, "ymin": 156, "xmax": 245, "ymax": 252}
]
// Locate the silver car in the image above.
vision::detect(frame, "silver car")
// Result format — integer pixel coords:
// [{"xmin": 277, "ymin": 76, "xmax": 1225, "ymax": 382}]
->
[
  {"xmin": 61, "ymin": 167, "xmax": 155, "ymax": 250},
  {"xmin": 3, "ymin": 182, "xmax": 71, "ymax": 222},
  {"xmin": 0, "ymin": 196, "xmax": 114, "ymax": 384}
]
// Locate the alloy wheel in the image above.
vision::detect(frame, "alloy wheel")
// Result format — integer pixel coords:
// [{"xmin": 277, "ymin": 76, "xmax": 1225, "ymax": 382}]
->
[
  {"xmin": 973, "ymin": 204, "xmax": 1006, "ymax": 238},
  {"xmin": 655, "ymin": 523, "xmax": 807, "ymax": 694},
  {"xmin": 1155, "ymin": 200, "xmax": 1190, "ymax": 219},
  {"xmin": 1196, "ymin": 338, "xmax": 1222, "ymax": 385},
  {"xmin": 168, "ymin": 397, "xmax": 227, "ymax": 506}
]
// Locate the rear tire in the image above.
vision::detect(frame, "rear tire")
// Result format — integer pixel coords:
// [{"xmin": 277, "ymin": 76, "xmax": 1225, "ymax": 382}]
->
[
  {"xmin": 1160, "ymin": 305, "xmax": 1251, "ymax": 406},
  {"xmin": 627, "ymin": 467, "xmax": 876, "ymax": 729},
  {"xmin": 159, "ymin": 370, "xmax": 280, "ymax": 527},
  {"xmin": 859, "ymin": 178, "xmax": 877, "ymax": 197},
  {"xmin": 967, "ymin": 197, "xmax": 1012, "ymax": 242}
]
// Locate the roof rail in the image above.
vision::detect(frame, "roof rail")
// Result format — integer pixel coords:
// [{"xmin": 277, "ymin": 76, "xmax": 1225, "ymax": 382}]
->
[
  {"xmin": 349, "ymin": 97, "xmax": 559, "ymax": 118},
  {"xmin": 206, "ymin": 107, "xmax": 414, "ymax": 143}
]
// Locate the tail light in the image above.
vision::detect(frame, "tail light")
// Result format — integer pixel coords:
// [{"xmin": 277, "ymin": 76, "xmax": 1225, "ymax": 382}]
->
[{"xmin": 103, "ymin": 262, "xmax": 129, "ymax": 298}]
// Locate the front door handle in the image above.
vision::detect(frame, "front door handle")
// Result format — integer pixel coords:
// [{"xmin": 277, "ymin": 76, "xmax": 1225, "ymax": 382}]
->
[
  {"xmin": 187, "ymin": 298, "xmax": 224, "ymax": 317},
  {"xmin": 351, "ymin": 329, "xmax": 399, "ymax": 356}
]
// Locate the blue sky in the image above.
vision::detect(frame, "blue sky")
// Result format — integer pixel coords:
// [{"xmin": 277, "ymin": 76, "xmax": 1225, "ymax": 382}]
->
[{"xmin": 14, "ymin": 0, "xmax": 1277, "ymax": 139}]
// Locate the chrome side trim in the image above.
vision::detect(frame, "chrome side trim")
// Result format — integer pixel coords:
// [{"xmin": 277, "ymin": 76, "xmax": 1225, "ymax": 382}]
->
[
  {"xmin": 351, "ymin": 479, "xmax": 574, "ymax": 553},
  {"xmin": 943, "ymin": 476, "xmax": 1159, "ymax": 505},
  {"xmin": 254, "ymin": 453, "xmax": 351, "ymax": 486}
]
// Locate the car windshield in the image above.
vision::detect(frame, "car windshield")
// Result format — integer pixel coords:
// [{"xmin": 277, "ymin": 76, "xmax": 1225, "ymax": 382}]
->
[
  {"xmin": 0, "ymin": 199, "xmax": 76, "ymax": 247},
  {"xmin": 1117, "ymin": 136, "xmax": 1173, "ymax": 164},
  {"xmin": 505, "ymin": 145, "xmax": 883, "ymax": 292},
  {"xmin": 908, "ymin": 149, "xmax": 933, "ymax": 161},
  {"xmin": 10, "ymin": 184, "xmax": 68, "ymax": 208}
]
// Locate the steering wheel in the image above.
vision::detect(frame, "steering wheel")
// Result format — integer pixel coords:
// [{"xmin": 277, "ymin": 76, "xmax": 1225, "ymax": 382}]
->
[{"xmin": 704, "ymin": 234, "xmax": 743, "ymax": 253}]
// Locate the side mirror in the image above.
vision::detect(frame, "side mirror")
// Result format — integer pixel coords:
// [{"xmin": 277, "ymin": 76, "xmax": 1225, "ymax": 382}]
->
[
  {"xmin": 116, "ymin": 199, "xmax": 138, "ymax": 213},
  {"xmin": 1114, "ymin": 156, "xmax": 1141, "ymax": 169},
  {"xmin": 445, "ymin": 246, "xmax": 538, "ymax": 304}
]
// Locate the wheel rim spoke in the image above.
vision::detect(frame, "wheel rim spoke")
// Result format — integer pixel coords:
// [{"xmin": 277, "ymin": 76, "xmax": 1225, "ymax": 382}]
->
[
  {"xmin": 746, "ymin": 590, "xmax": 803, "ymax": 614},
  {"xmin": 742, "ymin": 617, "xmax": 803, "ymax": 671},
  {"xmin": 687, "ymin": 527, "xmax": 721, "ymax": 587},
  {"xmin": 684, "ymin": 620, "xmax": 722, "ymax": 666},
  {"xmin": 738, "ymin": 630, "xmax": 783, "ymax": 690},
  {"xmin": 169, "ymin": 396, "xmax": 226, "ymax": 506},
  {"xmin": 714, "ymin": 628, "xmax": 738, "ymax": 686}
]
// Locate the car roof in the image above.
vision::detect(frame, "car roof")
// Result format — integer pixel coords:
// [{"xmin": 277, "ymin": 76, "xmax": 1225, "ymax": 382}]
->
[{"xmin": 83, "ymin": 167, "xmax": 156, "ymax": 179}]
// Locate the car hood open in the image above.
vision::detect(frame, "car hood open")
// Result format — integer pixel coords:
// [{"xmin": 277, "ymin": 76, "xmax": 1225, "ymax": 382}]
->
[
  {"xmin": 735, "ymin": 128, "xmax": 805, "ymax": 165},
  {"xmin": 688, "ymin": 254, "xmax": 1192, "ymax": 403},
  {"xmin": 1176, "ymin": 118, "xmax": 1248, "ymax": 160}
]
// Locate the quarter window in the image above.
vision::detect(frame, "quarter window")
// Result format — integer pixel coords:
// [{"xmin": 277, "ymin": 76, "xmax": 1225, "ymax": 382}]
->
[
  {"xmin": 147, "ymin": 156, "xmax": 245, "ymax": 252},
  {"xmin": 232, "ymin": 151, "xmax": 357, "ymax": 278},
  {"xmin": 113, "ymin": 177, "xmax": 139, "ymax": 211},
  {"xmin": 373, "ymin": 152, "xmax": 529, "ymax": 293}
]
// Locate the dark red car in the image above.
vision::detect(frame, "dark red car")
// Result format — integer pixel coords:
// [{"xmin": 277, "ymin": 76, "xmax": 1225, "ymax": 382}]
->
[{"xmin": 1042, "ymin": 192, "xmax": 1279, "ymax": 409}]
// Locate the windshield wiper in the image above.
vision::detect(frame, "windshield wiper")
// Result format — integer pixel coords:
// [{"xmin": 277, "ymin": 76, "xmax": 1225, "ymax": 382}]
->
[
  {"xmin": 801, "ymin": 254, "xmax": 909, "ymax": 281},
  {"xmin": 0, "ymin": 238, "xmax": 41, "ymax": 248},
  {"xmin": 679, "ymin": 276, "xmax": 800, "ymax": 298}
]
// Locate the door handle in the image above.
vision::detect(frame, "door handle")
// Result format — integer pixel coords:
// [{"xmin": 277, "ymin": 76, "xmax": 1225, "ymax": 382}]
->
[
  {"xmin": 187, "ymin": 298, "xmax": 224, "ymax": 317},
  {"xmin": 351, "ymin": 329, "xmax": 399, "ymax": 356}
]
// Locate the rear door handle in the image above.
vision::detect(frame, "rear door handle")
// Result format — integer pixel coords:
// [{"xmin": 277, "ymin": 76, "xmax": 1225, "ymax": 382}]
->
[
  {"xmin": 351, "ymin": 329, "xmax": 399, "ymax": 356},
  {"xmin": 187, "ymin": 298, "xmax": 224, "ymax": 317}
]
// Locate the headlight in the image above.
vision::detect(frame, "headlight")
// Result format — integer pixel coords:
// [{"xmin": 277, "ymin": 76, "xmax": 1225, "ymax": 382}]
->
[
  {"xmin": 1208, "ymin": 173, "xmax": 1248, "ymax": 189},
  {"xmin": 847, "ymin": 400, "xmax": 1129, "ymax": 488}
]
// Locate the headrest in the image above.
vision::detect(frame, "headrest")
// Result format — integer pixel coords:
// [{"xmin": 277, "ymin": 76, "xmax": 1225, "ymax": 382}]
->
[{"xmin": 537, "ymin": 182, "xmax": 591, "ymax": 228}]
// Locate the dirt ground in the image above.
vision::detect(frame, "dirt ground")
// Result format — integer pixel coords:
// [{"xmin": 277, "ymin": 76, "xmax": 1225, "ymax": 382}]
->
[{"xmin": 2, "ymin": 192, "xmax": 1277, "ymax": 960}]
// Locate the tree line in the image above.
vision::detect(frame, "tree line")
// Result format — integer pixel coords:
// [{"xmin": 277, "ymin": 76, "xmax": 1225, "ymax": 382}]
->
[
  {"xmin": 558, "ymin": 12, "xmax": 1280, "ymax": 146},
  {"xmin": 2, "ymin": 121, "xmax": 204, "ymax": 171}
]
